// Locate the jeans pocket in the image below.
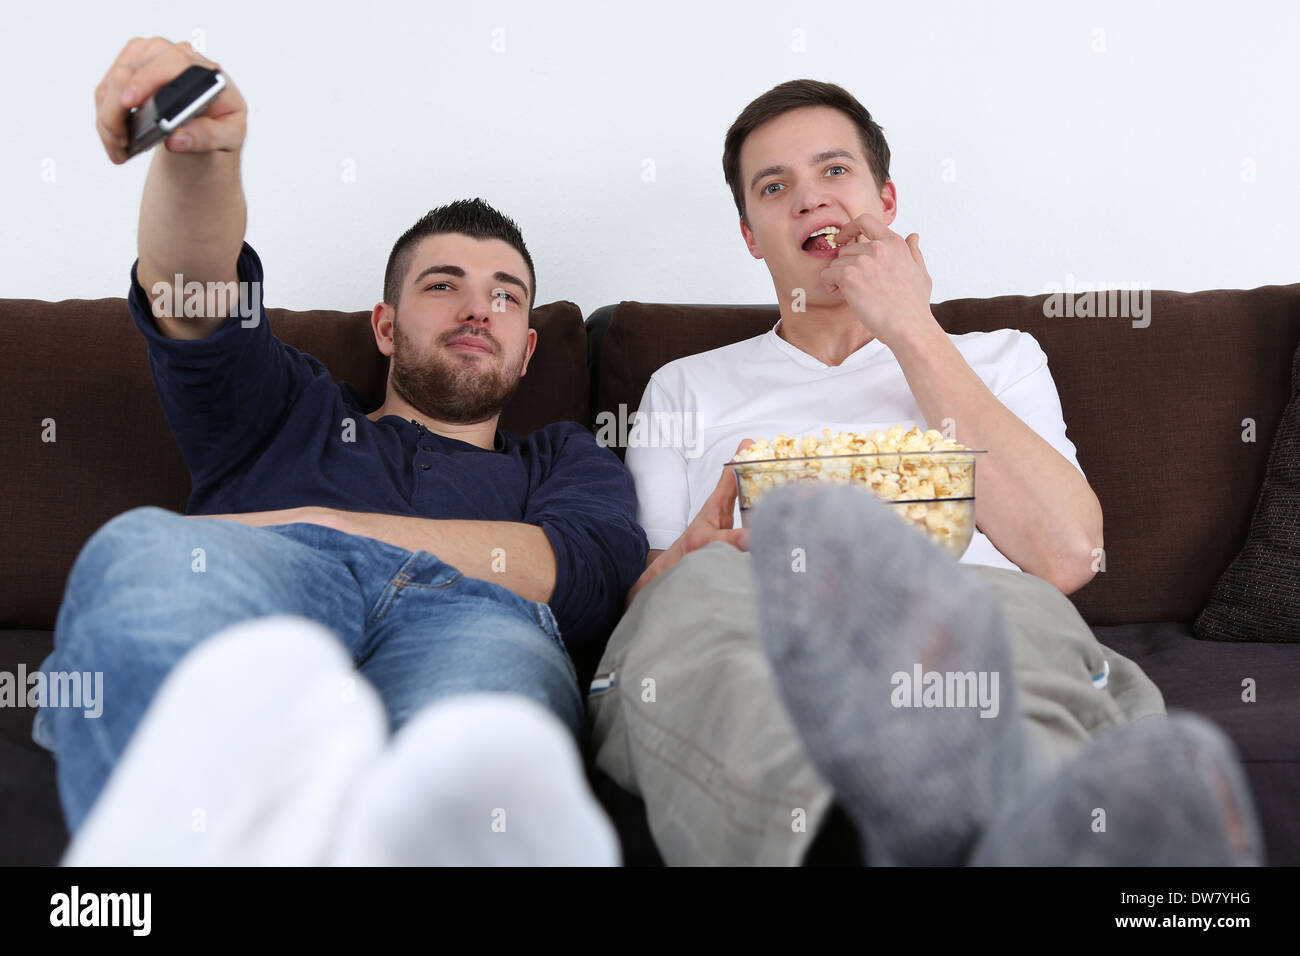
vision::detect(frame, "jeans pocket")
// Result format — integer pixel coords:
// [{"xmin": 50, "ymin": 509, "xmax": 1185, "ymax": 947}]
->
[{"xmin": 368, "ymin": 550, "xmax": 462, "ymax": 624}]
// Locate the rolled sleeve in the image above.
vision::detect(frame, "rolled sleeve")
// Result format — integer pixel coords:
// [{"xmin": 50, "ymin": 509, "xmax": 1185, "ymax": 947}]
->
[{"xmin": 127, "ymin": 242, "xmax": 335, "ymax": 496}]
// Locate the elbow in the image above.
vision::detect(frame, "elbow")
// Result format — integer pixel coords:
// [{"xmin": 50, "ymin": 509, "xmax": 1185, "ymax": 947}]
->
[
  {"xmin": 1047, "ymin": 526, "xmax": 1104, "ymax": 596},
  {"xmin": 1048, "ymin": 565, "xmax": 1093, "ymax": 597}
]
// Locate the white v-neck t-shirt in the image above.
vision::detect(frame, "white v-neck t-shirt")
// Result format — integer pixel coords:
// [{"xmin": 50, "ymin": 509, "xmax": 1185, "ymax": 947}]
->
[{"xmin": 624, "ymin": 322, "xmax": 1085, "ymax": 572}]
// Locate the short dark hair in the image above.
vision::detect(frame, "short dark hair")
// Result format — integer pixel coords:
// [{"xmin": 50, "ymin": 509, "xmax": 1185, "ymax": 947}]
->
[
  {"xmin": 722, "ymin": 79, "xmax": 891, "ymax": 224},
  {"xmin": 383, "ymin": 198, "xmax": 537, "ymax": 311}
]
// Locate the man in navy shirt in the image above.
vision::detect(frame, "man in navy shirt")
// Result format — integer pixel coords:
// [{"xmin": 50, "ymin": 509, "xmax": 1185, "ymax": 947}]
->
[
  {"xmin": 35, "ymin": 38, "xmax": 645, "ymax": 864},
  {"xmin": 129, "ymin": 229, "xmax": 644, "ymax": 656}
]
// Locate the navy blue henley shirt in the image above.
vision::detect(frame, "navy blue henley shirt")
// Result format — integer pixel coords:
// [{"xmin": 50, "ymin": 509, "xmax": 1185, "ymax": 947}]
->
[{"xmin": 127, "ymin": 242, "xmax": 648, "ymax": 651}]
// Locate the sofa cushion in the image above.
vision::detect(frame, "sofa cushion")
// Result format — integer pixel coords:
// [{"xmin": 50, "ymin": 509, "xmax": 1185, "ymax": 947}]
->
[
  {"xmin": 593, "ymin": 286, "xmax": 1300, "ymax": 625},
  {"xmin": 1194, "ymin": 338, "xmax": 1300, "ymax": 642},
  {"xmin": 1091, "ymin": 620, "xmax": 1300, "ymax": 864},
  {"xmin": 0, "ymin": 629, "xmax": 64, "ymax": 865},
  {"xmin": 0, "ymin": 297, "xmax": 587, "ymax": 631}
]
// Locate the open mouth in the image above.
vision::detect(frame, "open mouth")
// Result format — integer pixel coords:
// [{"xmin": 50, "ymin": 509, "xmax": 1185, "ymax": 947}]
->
[{"xmin": 801, "ymin": 225, "xmax": 841, "ymax": 256}]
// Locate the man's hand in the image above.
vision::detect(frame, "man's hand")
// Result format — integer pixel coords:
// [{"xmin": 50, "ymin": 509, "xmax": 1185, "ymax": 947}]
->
[
  {"xmin": 626, "ymin": 440, "xmax": 753, "ymax": 607},
  {"xmin": 820, "ymin": 212, "xmax": 938, "ymax": 349},
  {"xmin": 95, "ymin": 37, "xmax": 247, "ymax": 164}
]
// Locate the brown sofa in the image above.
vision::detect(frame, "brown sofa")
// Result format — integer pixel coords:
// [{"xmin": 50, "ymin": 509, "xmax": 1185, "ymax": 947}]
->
[{"xmin": 3, "ymin": 283, "xmax": 1298, "ymax": 865}]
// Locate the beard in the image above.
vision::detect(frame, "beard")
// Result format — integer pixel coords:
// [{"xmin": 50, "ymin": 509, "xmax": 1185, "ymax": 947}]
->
[{"xmin": 388, "ymin": 316, "xmax": 527, "ymax": 426}]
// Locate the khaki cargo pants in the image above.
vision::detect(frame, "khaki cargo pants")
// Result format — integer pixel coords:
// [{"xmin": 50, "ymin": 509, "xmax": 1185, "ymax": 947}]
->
[{"xmin": 588, "ymin": 542, "xmax": 1166, "ymax": 866}]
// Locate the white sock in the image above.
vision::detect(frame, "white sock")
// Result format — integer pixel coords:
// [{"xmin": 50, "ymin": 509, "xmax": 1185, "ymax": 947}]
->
[
  {"xmin": 328, "ymin": 693, "xmax": 620, "ymax": 866},
  {"xmin": 62, "ymin": 615, "xmax": 387, "ymax": 866}
]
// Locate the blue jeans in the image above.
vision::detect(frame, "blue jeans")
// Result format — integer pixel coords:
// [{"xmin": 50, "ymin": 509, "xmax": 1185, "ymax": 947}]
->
[{"xmin": 32, "ymin": 507, "xmax": 584, "ymax": 837}]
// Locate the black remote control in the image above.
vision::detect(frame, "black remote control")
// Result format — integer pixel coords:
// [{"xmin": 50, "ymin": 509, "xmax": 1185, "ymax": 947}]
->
[{"xmin": 125, "ymin": 66, "xmax": 227, "ymax": 159}]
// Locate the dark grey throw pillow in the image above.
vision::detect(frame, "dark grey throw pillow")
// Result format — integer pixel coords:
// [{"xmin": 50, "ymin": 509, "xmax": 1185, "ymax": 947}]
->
[{"xmin": 1194, "ymin": 339, "xmax": 1300, "ymax": 642}]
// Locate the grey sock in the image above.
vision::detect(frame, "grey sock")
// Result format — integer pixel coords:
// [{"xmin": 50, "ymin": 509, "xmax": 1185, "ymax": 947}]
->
[
  {"xmin": 749, "ymin": 482, "xmax": 1033, "ymax": 866},
  {"xmin": 970, "ymin": 711, "xmax": 1265, "ymax": 865}
]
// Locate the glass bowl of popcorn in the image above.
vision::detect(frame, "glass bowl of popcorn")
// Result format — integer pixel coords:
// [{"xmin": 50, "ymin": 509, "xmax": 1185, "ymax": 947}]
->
[{"xmin": 727, "ymin": 427, "xmax": 987, "ymax": 559}]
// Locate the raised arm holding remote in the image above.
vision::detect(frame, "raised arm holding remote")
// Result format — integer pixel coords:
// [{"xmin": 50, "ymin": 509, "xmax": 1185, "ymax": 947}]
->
[{"xmin": 94, "ymin": 37, "xmax": 249, "ymax": 339}]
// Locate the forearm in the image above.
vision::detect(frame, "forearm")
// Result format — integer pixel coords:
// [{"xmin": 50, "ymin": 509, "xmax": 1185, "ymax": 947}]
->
[
  {"xmin": 891, "ymin": 321, "xmax": 1103, "ymax": 592},
  {"xmin": 138, "ymin": 148, "xmax": 246, "ymax": 297},
  {"xmin": 192, "ymin": 507, "xmax": 557, "ymax": 601},
  {"xmin": 326, "ymin": 510, "xmax": 558, "ymax": 604}
]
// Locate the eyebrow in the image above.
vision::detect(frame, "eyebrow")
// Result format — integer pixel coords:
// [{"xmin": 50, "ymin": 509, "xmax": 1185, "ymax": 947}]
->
[
  {"xmin": 749, "ymin": 149, "xmax": 858, "ymax": 192},
  {"xmin": 412, "ymin": 264, "xmax": 530, "ymax": 297}
]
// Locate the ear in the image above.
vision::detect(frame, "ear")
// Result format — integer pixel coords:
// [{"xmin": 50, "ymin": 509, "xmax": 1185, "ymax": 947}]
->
[
  {"xmin": 371, "ymin": 302, "xmax": 395, "ymax": 357},
  {"xmin": 519, "ymin": 327, "xmax": 539, "ymax": 378},
  {"xmin": 740, "ymin": 218, "xmax": 764, "ymax": 260},
  {"xmin": 879, "ymin": 179, "xmax": 899, "ymax": 228}
]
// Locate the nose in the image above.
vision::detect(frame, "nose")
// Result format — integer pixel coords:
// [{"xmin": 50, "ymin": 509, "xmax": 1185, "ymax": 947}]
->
[
  {"xmin": 456, "ymin": 301, "xmax": 493, "ymax": 326},
  {"xmin": 792, "ymin": 180, "xmax": 833, "ymax": 218}
]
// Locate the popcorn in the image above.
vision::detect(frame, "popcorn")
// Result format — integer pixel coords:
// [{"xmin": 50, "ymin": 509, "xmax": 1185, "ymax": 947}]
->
[
  {"xmin": 729, "ymin": 426, "xmax": 981, "ymax": 558},
  {"xmin": 807, "ymin": 225, "xmax": 840, "ymax": 250}
]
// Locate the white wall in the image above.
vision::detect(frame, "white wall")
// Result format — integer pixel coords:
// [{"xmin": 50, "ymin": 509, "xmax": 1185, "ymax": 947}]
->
[{"xmin": 3, "ymin": 0, "xmax": 1297, "ymax": 316}]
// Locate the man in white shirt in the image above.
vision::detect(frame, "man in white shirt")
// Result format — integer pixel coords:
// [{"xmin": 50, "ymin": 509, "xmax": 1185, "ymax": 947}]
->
[
  {"xmin": 627, "ymin": 319, "xmax": 1080, "ymax": 576},
  {"xmin": 588, "ymin": 80, "xmax": 1260, "ymax": 867}
]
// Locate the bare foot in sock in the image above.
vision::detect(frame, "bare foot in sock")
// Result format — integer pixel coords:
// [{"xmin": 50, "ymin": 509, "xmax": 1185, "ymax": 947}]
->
[
  {"xmin": 328, "ymin": 693, "xmax": 620, "ymax": 866},
  {"xmin": 63, "ymin": 615, "xmax": 387, "ymax": 866},
  {"xmin": 970, "ymin": 711, "xmax": 1264, "ymax": 865},
  {"xmin": 64, "ymin": 620, "xmax": 618, "ymax": 867},
  {"xmin": 749, "ymin": 482, "xmax": 1034, "ymax": 866}
]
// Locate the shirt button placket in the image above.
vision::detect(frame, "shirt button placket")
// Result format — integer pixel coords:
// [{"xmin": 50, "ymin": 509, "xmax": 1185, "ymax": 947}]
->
[{"xmin": 414, "ymin": 423, "xmax": 431, "ymax": 470}]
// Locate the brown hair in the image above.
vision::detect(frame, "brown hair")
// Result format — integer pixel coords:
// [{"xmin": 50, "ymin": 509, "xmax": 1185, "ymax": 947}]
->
[
  {"xmin": 722, "ymin": 79, "xmax": 891, "ymax": 223},
  {"xmin": 383, "ymin": 198, "xmax": 536, "ymax": 312}
]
